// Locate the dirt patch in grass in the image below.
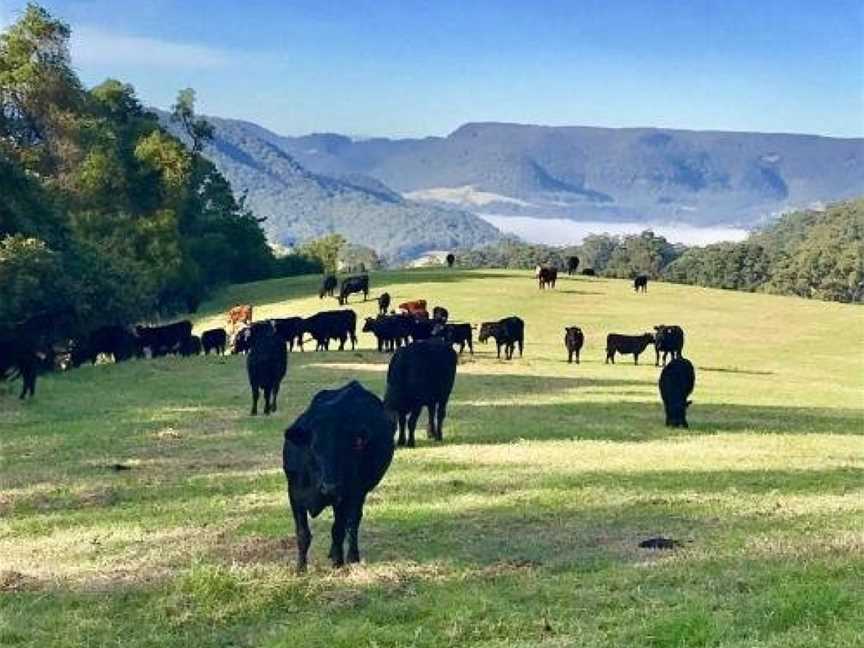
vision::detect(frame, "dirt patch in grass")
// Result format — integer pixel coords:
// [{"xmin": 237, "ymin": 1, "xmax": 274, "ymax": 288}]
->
[
  {"xmin": 0, "ymin": 570, "xmax": 40, "ymax": 592},
  {"xmin": 214, "ymin": 533, "xmax": 295, "ymax": 565}
]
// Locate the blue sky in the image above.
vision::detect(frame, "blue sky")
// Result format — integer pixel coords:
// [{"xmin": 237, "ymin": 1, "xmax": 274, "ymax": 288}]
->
[{"xmin": 1, "ymin": 0, "xmax": 862, "ymax": 138}]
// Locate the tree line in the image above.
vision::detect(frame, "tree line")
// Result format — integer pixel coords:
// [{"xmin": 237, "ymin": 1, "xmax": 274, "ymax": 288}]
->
[
  {"xmin": 457, "ymin": 199, "xmax": 863, "ymax": 303},
  {"xmin": 0, "ymin": 4, "xmax": 320, "ymax": 341}
]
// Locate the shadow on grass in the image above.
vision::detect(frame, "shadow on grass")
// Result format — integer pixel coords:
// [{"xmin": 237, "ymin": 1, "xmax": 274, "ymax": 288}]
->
[
  {"xmin": 449, "ymin": 398, "xmax": 864, "ymax": 444},
  {"xmin": 699, "ymin": 366, "xmax": 775, "ymax": 376}
]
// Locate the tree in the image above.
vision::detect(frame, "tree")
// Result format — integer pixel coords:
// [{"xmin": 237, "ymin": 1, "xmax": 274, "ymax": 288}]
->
[
  {"xmin": 171, "ymin": 88, "xmax": 214, "ymax": 154},
  {"xmin": 298, "ymin": 234, "xmax": 346, "ymax": 274}
]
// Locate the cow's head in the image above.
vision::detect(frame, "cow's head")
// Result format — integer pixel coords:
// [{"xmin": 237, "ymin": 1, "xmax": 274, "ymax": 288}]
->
[
  {"xmin": 362, "ymin": 317, "xmax": 376, "ymax": 333},
  {"xmin": 477, "ymin": 322, "xmax": 495, "ymax": 343},
  {"xmin": 644, "ymin": 333, "xmax": 656, "ymax": 344},
  {"xmin": 285, "ymin": 421, "xmax": 371, "ymax": 505}
]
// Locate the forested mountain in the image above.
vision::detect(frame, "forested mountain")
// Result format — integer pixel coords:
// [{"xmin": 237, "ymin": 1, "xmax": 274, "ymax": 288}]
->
[
  {"xmin": 161, "ymin": 114, "xmax": 502, "ymax": 261},
  {"xmin": 265, "ymin": 122, "xmax": 863, "ymax": 227}
]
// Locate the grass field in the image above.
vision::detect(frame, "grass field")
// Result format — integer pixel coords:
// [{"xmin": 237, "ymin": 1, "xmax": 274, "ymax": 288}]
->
[{"xmin": 1, "ymin": 268, "xmax": 863, "ymax": 647}]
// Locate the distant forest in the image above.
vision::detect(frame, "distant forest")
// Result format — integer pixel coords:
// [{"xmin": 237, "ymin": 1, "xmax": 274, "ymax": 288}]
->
[{"xmin": 457, "ymin": 199, "xmax": 864, "ymax": 304}]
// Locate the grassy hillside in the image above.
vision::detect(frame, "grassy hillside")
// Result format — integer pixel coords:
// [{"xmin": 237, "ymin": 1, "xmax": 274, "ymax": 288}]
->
[{"xmin": 2, "ymin": 269, "xmax": 863, "ymax": 647}]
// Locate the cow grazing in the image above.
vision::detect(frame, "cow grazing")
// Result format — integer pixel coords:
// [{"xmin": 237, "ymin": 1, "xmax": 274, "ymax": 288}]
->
[
  {"xmin": 432, "ymin": 306, "xmax": 449, "ymax": 324},
  {"xmin": 433, "ymin": 322, "xmax": 473, "ymax": 354},
  {"xmin": 283, "ymin": 381, "xmax": 395, "ymax": 572},
  {"xmin": 135, "ymin": 321, "xmax": 192, "ymax": 358},
  {"xmin": 446, "ymin": 253, "xmax": 455, "ymax": 268},
  {"xmin": 70, "ymin": 325, "xmax": 137, "ymax": 366},
  {"xmin": 338, "ymin": 275, "xmax": 369, "ymax": 305},
  {"xmin": 581, "ymin": 268, "xmax": 596, "ymax": 277},
  {"xmin": 272, "ymin": 317, "xmax": 305, "ymax": 352},
  {"xmin": 478, "ymin": 316, "xmax": 524, "ymax": 360},
  {"xmin": 227, "ymin": 304, "xmax": 253, "ymax": 331},
  {"xmin": 564, "ymin": 327, "xmax": 584, "ymax": 364},
  {"xmin": 634, "ymin": 275, "xmax": 649, "ymax": 292},
  {"xmin": 179, "ymin": 335, "xmax": 202, "ymax": 357},
  {"xmin": 319, "ymin": 275, "xmax": 337, "ymax": 299},
  {"xmin": 362, "ymin": 315, "xmax": 410, "ymax": 352},
  {"xmin": 384, "ymin": 340, "xmax": 457, "ymax": 446},
  {"xmin": 246, "ymin": 322, "xmax": 288, "ymax": 415},
  {"xmin": 537, "ymin": 266, "xmax": 558, "ymax": 289},
  {"xmin": 659, "ymin": 358, "xmax": 695, "ymax": 428},
  {"xmin": 302, "ymin": 310, "xmax": 357, "ymax": 351},
  {"xmin": 201, "ymin": 328, "xmax": 228, "ymax": 355},
  {"xmin": 606, "ymin": 333, "xmax": 654, "ymax": 365},
  {"xmin": 654, "ymin": 325, "xmax": 685, "ymax": 366},
  {"xmin": 398, "ymin": 299, "xmax": 429, "ymax": 319},
  {"xmin": 567, "ymin": 256, "xmax": 580, "ymax": 275},
  {"xmin": 377, "ymin": 292, "xmax": 391, "ymax": 316}
]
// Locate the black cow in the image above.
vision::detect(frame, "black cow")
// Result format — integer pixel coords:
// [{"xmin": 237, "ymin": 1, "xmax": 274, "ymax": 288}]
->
[
  {"xmin": 537, "ymin": 266, "xmax": 558, "ymax": 289},
  {"xmin": 70, "ymin": 325, "xmax": 138, "ymax": 367},
  {"xmin": 432, "ymin": 306, "xmax": 449, "ymax": 324},
  {"xmin": 434, "ymin": 323, "xmax": 473, "ymax": 354},
  {"xmin": 564, "ymin": 327, "xmax": 584, "ymax": 364},
  {"xmin": 302, "ymin": 310, "xmax": 357, "ymax": 351},
  {"xmin": 272, "ymin": 317, "xmax": 305, "ymax": 352},
  {"xmin": 659, "ymin": 358, "xmax": 695, "ymax": 428},
  {"xmin": 136, "ymin": 321, "xmax": 192, "ymax": 358},
  {"xmin": 232, "ymin": 326, "xmax": 253, "ymax": 354},
  {"xmin": 446, "ymin": 253, "xmax": 455, "ymax": 268},
  {"xmin": 246, "ymin": 322, "xmax": 288, "ymax": 415},
  {"xmin": 201, "ymin": 328, "xmax": 228, "ymax": 355},
  {"xmin": 377, "ymin": 292, "xmax": 391, "ymax": 316},
  {"xmin": 654, "ymin": 325, "xmax": 685, "ymax": 366},
  {"xmin": 0, "ymin": 339, "xmax": 39, "ymax": 400},
  {"xmin": 581, "ymin": 268, "xmax": 596, "ymax": 277},
  {"xmin": 634, "ymin": 275, "xmax": 649, "ymax": 292},
  {"xmin": 319, "ymin": 275, "xmax": 337, "ymax": 299},
  {"xmin": 338, "ymin": 275, "xmax": 369, "ymax": 305},
  {"xmin": 384, "ymin": 340, "xmax": 457, "ymax": 446},
  {"xmin": 606, "ymin": 333, "xmax": 654, "ymax": 365},
  {"xmin": 478, "ymin": 316, "xmax": 524, "ymax": 360},
  {"xmin": 179, "ymin": 335, "xmax": 202, "ymax": 357},
  {"xmin": 567, "ymin": 256, "xmax": 580, "ymax": 275},
  {"xmin": 407, "ymin": 316, "xmax": 435, "ymax": 342},
  {"xmin": 283, "ymin": 381, "xmax": 395, "ymax": 572},
  {"xmin": 362, "ymin": 315, "xmax": 410, "ymax": 352}
]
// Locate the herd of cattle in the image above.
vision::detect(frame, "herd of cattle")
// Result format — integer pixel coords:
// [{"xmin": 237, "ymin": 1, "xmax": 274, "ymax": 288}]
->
[{"xmin": 2, "ymin": 267, "xmax": 698, "ymax": 572}]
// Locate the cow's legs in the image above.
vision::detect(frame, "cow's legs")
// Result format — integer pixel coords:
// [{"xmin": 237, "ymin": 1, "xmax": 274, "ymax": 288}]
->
[
  {"xmin": 496, "ymin": 342, "xmax": 502, "ymax": 359},
  {"xmin": 518, "ymin": 338, "xmax": 523, "ymax": 357},
  {"xmin": 271, "ymin": 382, "xmax": 280, "ymax": 412},
  {"xmin": 289, "ymin": 493, "xmax": 312, "ymax": 573},
  {"xmin": 435, "ymin": 400, "xmax": 447, "ymax": 441},
  {"xmin": 396, "ymin": 413, "xmax": 407, "ymax": 446},
  {"xmin": 329, "ymin": 503, "xmax": 347, "ymax": 568},
  {"xmin": 634, "ymin": 353, "xmax": 640, "ymax": 365},
  {"xmin": 426, "ymin": 403, "xmax": 436, "ymax": 439},
  {"xmin": 568, "ymin": 349, "xmax": 573, "ymax": 363},
  {"xmin": 338, "ymin": 334, "xmax": 346, "ymax": 351},
  {"xmin": 346, "ymin": 497, "xmax": 365, "ymax": 564},
  {"xmin": 263, "ymin": 387, "xmax": 273, "ymax": 415},
  {"xmin": 407, "ymin": 407, "xmax": 421, "ymax": 447},
  {"xmin": 250, "ymin": 385, "xmax": 260, "ymax": 415}
]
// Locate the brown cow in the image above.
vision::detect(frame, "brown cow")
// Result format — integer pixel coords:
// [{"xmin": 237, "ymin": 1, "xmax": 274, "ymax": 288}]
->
[
  {"xmin": 227, "ymin": 304, "xmax": 253, "ymax": 332},
  {"xmin": 398, "ymin": 300, "xmax": 429, "ymax": 320}
]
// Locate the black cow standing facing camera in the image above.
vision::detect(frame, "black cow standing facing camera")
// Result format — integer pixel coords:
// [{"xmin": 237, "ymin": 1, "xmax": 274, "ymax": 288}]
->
[
  {"xmin": 564, "ymin": 327, "xmax": 584, "ymax": 363},
  {"xmin": 634, "ymin": 274, "xmax": 649, "ymax": 292},
  {"xmin": 659, "ymin": 358, "xmax": 695, "ymax": 428},
  {"xmin": 246, "ymin": 322, "xmax": 287, "ymax": 415},
  {"xmin": 446, "ymin": 253, "xmax": 455, "ymax": 268},
  {"xmin": 283, "ymin": 381, "xmax": 395, "ymax": 573}
]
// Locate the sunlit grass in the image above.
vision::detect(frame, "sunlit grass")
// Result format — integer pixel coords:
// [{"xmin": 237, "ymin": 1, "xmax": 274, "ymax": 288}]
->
[{"xmin": 1, "ymin": 268, "xmax": 863, "ymax": 647}]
